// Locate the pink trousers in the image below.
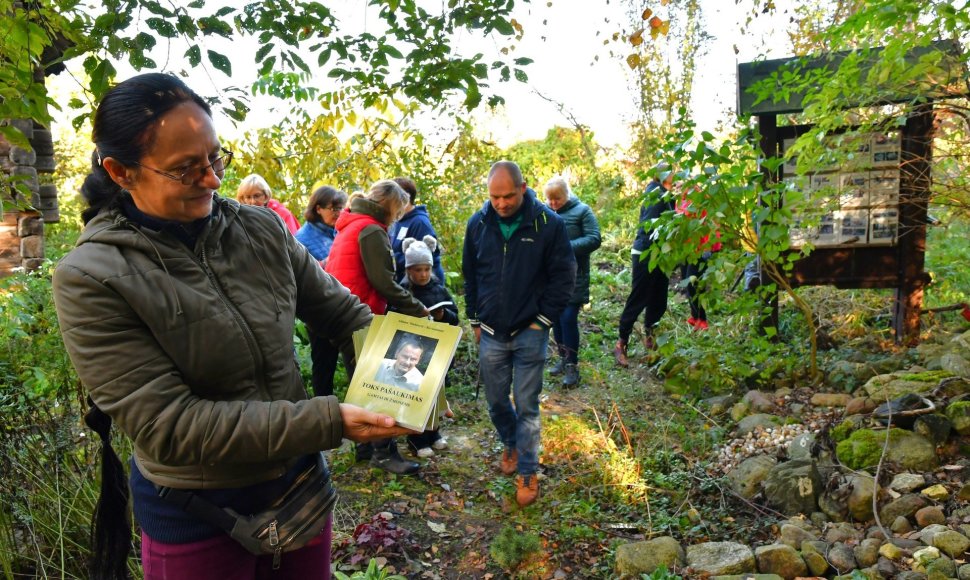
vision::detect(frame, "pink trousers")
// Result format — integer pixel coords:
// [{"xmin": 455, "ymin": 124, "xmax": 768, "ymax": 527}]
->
[{"xmin": 141, "ymin": 516, "xmax": 332, "ymax": 580}]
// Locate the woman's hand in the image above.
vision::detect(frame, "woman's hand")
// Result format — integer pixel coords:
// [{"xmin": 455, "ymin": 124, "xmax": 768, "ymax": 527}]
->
[{"xmin": 339, "ymin": 403, "xmax": 418, "ymax": 442}]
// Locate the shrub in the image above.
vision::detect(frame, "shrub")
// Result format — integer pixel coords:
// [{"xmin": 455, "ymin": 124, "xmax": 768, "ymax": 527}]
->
[{"xmin": 489, "ymin": 526, "xmax": 541, "ymax": 571}]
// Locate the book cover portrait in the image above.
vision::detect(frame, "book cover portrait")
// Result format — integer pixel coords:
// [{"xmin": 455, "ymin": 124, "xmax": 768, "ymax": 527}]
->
[
  {"xmin": 372, "ymin": 331, "xmax": 438, "ymax": 392},
  {"xmin": 345, "ymin": 312, "xmax": 462, "ymax": 430}
]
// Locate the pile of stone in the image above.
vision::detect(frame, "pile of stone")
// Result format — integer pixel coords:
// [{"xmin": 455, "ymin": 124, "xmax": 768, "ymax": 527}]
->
[
  {"xmin": 614, "ymin": 327, "xmax": 970, "ymax": 579},
  {"xmin": 616, "ymin": 506, "xmax": 970, "ymax": 578}
]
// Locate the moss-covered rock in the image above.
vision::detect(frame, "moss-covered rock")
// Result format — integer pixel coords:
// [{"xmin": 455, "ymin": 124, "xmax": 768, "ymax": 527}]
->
[
  {"xmin": 835, "ymin": 428, "xmax": 938, "ymax": 471},
  {"xmin": 946, "ymin": 401, "xmax": 970, "ymax": 435},
  {"xmin": 863, "ymin": 369, "xmax": 953, "ymax": 400},
  {"xmin": 830, "ymin": 420, "xmax": 856, "ymax": 443},
  {"xmin": 896, "ymin": 370, "xmax": 954, "ymax": 382}
]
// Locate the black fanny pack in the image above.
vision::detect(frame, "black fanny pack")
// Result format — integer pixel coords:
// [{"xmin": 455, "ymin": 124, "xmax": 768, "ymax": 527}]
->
[{"xmin": 157, "ymin": 453, "xmax": 337, "ymax": 568}]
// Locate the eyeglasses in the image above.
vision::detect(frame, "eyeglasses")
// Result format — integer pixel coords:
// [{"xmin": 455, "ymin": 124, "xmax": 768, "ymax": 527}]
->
[
  {"xmin": 325, "ymin": 205, "xmax": 345, "ymax": 212},
  {"xmin": 133, "ymin": 148, "xmax": 233, "ymax": 185}
]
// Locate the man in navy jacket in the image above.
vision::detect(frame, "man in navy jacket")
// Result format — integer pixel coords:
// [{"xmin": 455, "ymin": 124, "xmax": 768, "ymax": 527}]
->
[{"xmin": 462, "ymin": 160, "xmax": 576, "ymax": 507}]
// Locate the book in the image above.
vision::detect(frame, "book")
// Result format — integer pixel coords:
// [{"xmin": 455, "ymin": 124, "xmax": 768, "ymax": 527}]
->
[
  {"xmin": 352, "ymin": 314, "xmax": 383, "ymax": 362},
  {"xmin": 344, "ymin": 311, "xmax": 462, "ymax": 431}
]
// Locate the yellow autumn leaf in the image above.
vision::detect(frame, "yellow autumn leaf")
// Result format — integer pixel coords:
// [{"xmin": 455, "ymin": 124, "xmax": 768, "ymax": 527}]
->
[
  {"xmin": 626, "ymin": 53, "xmax": 640, "ymax": 69},
  {"xmin": 660, "ymin": 0, "xmax": 670, "ymax": 5},
  {"xmin": 630, "ymin": 28, "xmax": 644, "ymax": 46},
  {"xmin": 641, "ymin": 8, "xmax": 652, "ymax": 20}
]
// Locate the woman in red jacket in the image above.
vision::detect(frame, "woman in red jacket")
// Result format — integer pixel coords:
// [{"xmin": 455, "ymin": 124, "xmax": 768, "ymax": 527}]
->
[
  {"xmin": 325, "ymin": 180, "xmax": 429, "ymax": 475},
  {"xmin": 676, "ymin": 178, "xmax": 721, "ymax": 330}
]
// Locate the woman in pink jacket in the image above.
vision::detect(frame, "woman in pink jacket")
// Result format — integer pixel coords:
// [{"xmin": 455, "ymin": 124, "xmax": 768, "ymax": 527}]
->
[{"xmin": 236, "ymin": 173, "xmax": 301, "ymax": 234}]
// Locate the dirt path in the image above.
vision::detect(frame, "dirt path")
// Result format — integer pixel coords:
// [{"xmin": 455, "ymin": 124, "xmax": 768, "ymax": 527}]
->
[{"xmin": 328, "ymin": 361, "xmax": 671, "ymax": 578}]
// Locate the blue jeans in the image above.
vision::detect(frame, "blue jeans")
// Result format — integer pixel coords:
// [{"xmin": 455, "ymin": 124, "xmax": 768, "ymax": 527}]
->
[
  {"xmin": 552, "ymin": 303, "xmax": 581, "ymax": 364},
  {"xmin": 479, "ymin": 328, "xmax": 548, "ymax": 476}
]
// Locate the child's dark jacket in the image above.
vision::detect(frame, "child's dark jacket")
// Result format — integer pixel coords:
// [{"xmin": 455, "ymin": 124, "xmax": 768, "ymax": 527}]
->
[{"xmin": 401, "ymin": 277, "xmax": 460, "ymax": 326}]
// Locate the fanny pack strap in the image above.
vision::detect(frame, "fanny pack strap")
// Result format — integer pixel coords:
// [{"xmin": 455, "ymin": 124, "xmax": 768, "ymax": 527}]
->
[
  {"xmin": 154, "ymin": 454, "xmax": 334, "ymax": 569},
  {"xmin": 156, "ymin": 486, "xmax": 238, "ymax": 534}
]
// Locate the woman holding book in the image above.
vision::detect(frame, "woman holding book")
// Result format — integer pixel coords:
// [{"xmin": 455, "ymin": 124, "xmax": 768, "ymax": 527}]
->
[
  {"xmin": 325, "ymin": 180, "xmax": 430, "ymax": 475},
  {"xmin": 52, "ymin": 73, "xmax": 412, "ymax": 579}
]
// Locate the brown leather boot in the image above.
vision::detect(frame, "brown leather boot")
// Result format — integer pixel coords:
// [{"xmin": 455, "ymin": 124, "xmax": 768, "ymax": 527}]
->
[
  {"xmin": 613, "ymin": 341, "xmax": 629, "ymax": 367},
  {"xmin": 499, "ymin": 448, "xmax": 518, "ymax": 475},
  {"xmin": 515, "ymin": 474, "xmax": 539, "ymax": 507}
]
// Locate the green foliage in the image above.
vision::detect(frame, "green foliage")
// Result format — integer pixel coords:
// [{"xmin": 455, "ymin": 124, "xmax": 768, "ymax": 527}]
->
[
  {"xmin": 3, "ymin": 0, "xmax": 532, "ymax": 133},
  {"xmin": 0, "ymin": 267, "xmax": 79, "ymax": 409},
  {"xmin": 642, "ymin": 565, "xmax": 683, "ymax": 580},
  {"xmin": 333, "ymin": 558, "xmax": 406, "ymax": 580},
  {"xmin": 640, "ymin": 110, "xmax": 832, "ymax": 375},
  {"xmin": 489, "ymin": 526, "xmax": 541, "ymax": 572},
  {"xmin": 924, "ymin": 217, "xmax": 970, "ymax": 309},
  {"xmin": 0, "ymin": 264, "xmax": 109, "ymax": 577}
]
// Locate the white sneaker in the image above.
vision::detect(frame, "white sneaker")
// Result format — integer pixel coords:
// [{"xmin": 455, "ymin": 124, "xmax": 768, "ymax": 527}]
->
[
  {"xmin": 416, "ymin": 447, "xmax": 435, "ymax": 458},
  {"xmin": 432, "ymin": 438, "xmax": 448, "ymax": 450}
]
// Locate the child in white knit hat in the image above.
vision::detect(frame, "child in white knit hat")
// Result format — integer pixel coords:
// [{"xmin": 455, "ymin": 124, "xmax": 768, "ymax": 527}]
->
[{"xmin": 400, "ymin": 236, "xmax": 458, "ymax": 457}]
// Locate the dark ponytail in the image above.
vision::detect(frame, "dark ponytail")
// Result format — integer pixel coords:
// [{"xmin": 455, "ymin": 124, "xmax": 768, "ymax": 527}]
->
[
  {"xmin": 80, "ymin": 151, "xmax": 124, "ymax": 225},
  {"xmin": 82, "ymin": 73, "xmax": 211, "ymax": 224},
  {"xmin": 84, "ymin": 398, "xmax": 132, "ymax": 579}
]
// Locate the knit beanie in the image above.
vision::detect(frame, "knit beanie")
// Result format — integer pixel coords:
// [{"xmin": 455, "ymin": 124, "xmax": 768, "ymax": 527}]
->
[{"xmin": 403, "ymin": 235, "xmax": 436, "ymax": 268}]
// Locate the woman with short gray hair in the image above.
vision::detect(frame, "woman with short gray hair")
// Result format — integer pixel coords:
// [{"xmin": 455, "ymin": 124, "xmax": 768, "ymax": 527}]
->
[
  {"xmin": 543, "ymin": 176, "xmax": 601, "ymax": 387},
  {"xmin": 236, "ymin": 173, "xmax": 301, "ymax": 234}
]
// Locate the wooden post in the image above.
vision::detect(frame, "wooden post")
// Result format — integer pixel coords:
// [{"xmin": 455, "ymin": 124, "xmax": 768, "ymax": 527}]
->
[{"xmin": 894, "ymin": 104, "xmax": 934, "ymax": 344}]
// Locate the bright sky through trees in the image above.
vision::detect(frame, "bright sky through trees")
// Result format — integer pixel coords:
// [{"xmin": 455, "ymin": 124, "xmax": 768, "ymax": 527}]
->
[{"xmin": 48, "ymin": 1, "xmax": 797, "ymax": 150}]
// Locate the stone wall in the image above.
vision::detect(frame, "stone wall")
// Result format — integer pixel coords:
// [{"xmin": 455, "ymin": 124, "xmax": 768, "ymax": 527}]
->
[{"xmin": 0, "ymin": 118, "xmax": 58, "ymax": 276}]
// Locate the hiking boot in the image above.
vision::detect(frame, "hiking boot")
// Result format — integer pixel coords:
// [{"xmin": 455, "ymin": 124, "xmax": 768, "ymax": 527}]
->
[
  {"xmin": 499, "ymin": 448, "xmax": 518, "ymax": 475},
  {"xmin": 415, "ymin": 447, "xmax": 434, "ymax": 459},
  {"xmin": 355, "ymin": 442, "xmax": 374, "ymax": 462},
  {"xmin": 515, "ymin": 474, "xmax": 539, "ymax": 507},
  {"xmin": 562, "ymin": 364, "xmax": 579, "ymax": 388},
  {"xmin": 370, "ymin": 446, "xmax": 421, "ymax": 475},
  {"xmin": 613, "ymin": 341, "xmax": 629, "ymax": 368},
  {"xmin": 643, "ymin": 333, "xmax": 657, "ymax": 351},
  {"xmin": 432, "ymin": 438, "xmax": 448, "ymax": 450},
  {"xmin": 548, "ymin": 344, "xmax": 566, "ymax": 375},
  {"xmin": 547, "ymin": 357, "xmax": 564, "ymax": 376},
  {"xmin": 686, "ymin": 316, "xmax": 698, "ymax": 328}
]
